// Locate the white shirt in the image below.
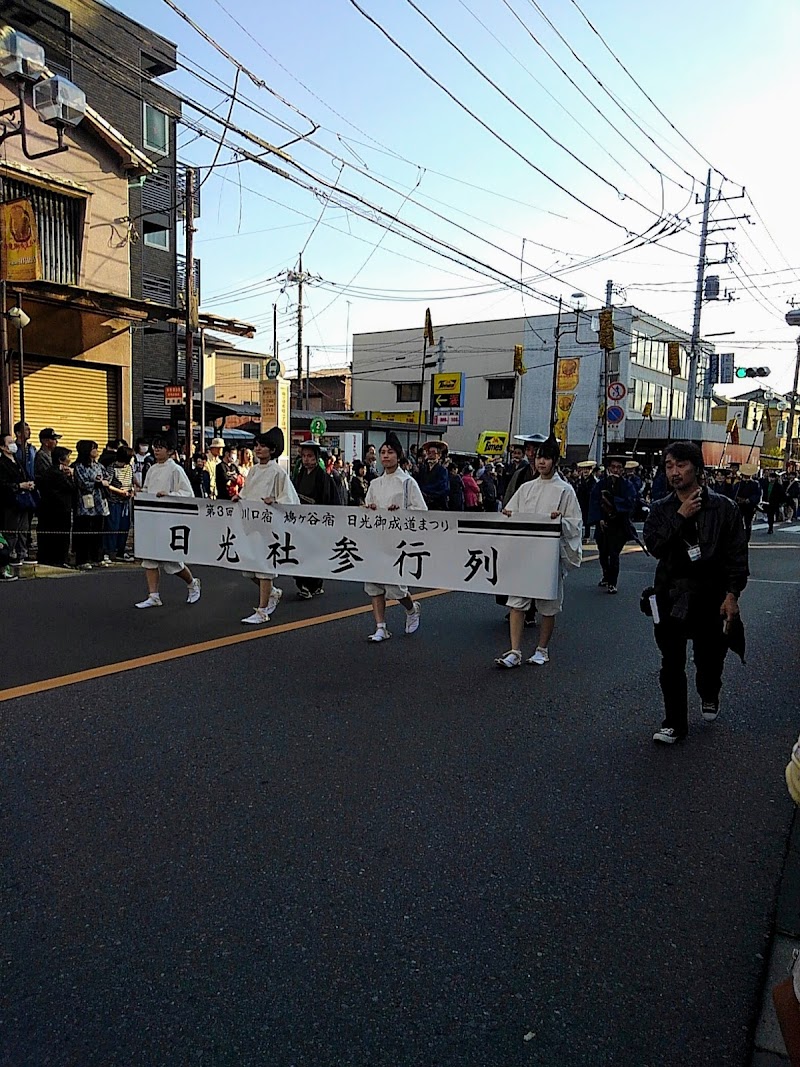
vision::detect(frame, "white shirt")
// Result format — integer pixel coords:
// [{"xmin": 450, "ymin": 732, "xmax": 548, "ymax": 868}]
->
[
  {"xmin": 240, "ymin": 460, "xmax": 300, "ymax": 505},
  {"xmin": 364, "ymin": 468, "xmax": 427, "ymax": 511},
  {"xmin": 505, "ymin": 472, "xmax": 582, "ymax": 568},
  {"xmin": 142, "ymin": 459, "xmax": 194, "ymax": 497}
]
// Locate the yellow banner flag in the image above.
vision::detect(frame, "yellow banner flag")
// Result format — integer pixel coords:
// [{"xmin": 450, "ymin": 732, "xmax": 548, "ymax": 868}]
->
[
  {"xmin": 556, "ymin": 358, "xmax": 579, "ymax": 393},
  {"xmin": 424, "ymin": 308, "xmax": 434, "ymax": 347},
  {"xmin": 0, "ymin": 199, "xmax": 42, "ymax": 282},
  {"xmin": 553, "ymin": 393, "xmax": 576, "ymax": 451},
  {"xmin": 642, "ymin": 401, "xmax": 653, "ymax": 419},
  {"xmin": 513, "ymin": 343, "xmax": 527, "ymax": 375}
]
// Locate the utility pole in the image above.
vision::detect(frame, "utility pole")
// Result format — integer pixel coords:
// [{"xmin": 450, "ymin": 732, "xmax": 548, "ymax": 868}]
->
[
  {"xmin": 281, "ymin": 257, "xmax": 319, "ymax": 409},
  {"xmin": 785, "ymin": 336, "xmax": 800, "ymax": 468},
  {"xmin": 273, "ymin": 302, "xmax": 278, "ymax": 362},
  {"xmin": 686, "ymin": 172, "xmax": 747, "ymax": 421},
  {"xmin": 687, "ymin": 170, "xmax": 712, "ymax": 421},
  {"xmin": 305, "ymin": 345, "xmax": 311, "ymax": 409},
  {"xmin": 184, "ymin": 166, "xmax": 196, "ymax": 471},
  {"xmin": 296, "ymin": 252, "xmax": 304, "ymax": 411},
  {"xmin": 436, "ymin": 335, "xmax": 445, "ymax": 374}
]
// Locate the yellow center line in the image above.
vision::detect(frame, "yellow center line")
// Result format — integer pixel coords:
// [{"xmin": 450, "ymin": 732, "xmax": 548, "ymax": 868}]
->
[{"xmin": 0, "ymin": 589, "xmax": 452, "ymax": 705}]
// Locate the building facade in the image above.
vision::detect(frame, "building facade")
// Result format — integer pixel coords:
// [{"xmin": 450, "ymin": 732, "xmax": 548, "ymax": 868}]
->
[
  {"xmin": 0, "ymin": 36, "xmax": 157, "ymax": 448},
  {"xmin": 6, "ymin": 0, "xmax": 191, "ymax": 438}
]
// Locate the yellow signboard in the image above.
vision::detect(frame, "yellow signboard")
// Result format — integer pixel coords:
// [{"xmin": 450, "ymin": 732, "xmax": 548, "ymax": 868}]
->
[
  {"xmin": 476, "ymin": 430, "xmax": 509, "ymax": 456},
  {"xmin": 556, "ymin": 358, "xmax": 579, "ymax": 393},
  {"xmin": 0, "ymin": 199, "xmax": 42, "ymax": 282},
  {"xmin": 261, "ymin": 377, "xmax": 291, "ymax": 471},
  {"xmin": 432, "ymin": 372, "xmax": 462, "ymax": 395},
  {"xmin": 352, "ymin": 410, "xmax": 422, "ymax": 425},
  {"xmin": 642, "ymin": 401, "xmax": 653, "ymax": 419}
]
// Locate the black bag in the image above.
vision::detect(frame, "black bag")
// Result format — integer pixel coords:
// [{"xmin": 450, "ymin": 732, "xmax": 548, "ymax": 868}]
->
[{"xmin": 15, "ymin": 487, "xmax": 40, "ymax": 511}]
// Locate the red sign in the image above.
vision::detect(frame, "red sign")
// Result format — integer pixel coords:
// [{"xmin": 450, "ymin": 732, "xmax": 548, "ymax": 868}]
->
[{"xmin": 164, "ymin": 385, "xmax": 184, "ymax": 406}]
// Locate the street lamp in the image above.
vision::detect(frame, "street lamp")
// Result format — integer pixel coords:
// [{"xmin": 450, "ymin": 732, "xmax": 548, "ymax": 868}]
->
[
  {"xmin": 6, "ymin": 303, "xmax": 30, "ymax": 425},
  {"xmin": 549, "ymin": 295, "xmax": 597, "ymax": 436},
  {"xmin": 0, "ymin": 29, "xmax": 86, "ymax": 161}
]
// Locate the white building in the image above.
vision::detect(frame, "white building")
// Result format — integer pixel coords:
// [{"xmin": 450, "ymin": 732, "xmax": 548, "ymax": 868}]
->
[{"xmin": 352, "ymin": 307, "xmax": 722, "ymax": 461}]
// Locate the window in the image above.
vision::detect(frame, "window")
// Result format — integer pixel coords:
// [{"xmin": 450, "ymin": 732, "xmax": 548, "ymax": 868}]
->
[
  {"xmin": 0, "ymin": 175, "xmax": 83, "ymax": 285},
  {"xmin": 144, "ymin": 103, "xmax": 169, "ymax": 154},
  {"xmin": 143, "ymin": 221, "xmax": 169, "ymax": 250},
  {"xmin": 396, "ymin": 382, "xmax": 421, "ymax": 403},
  {"xmin": 242, "ymin": 363, "xmax": 261, "ymax": 380},
  {"xmin": 487, "ymin": 378, "xmax": 515, "ymax": 400}
]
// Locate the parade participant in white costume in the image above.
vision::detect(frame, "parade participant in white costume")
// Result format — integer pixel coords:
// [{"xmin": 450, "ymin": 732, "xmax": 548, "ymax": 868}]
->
[
  {"xmin": 135, "ymin": 438, "xmax": 201, "ymax": 609},
  {"xmin": 363, "ymin": 432, "xmax": 427, "ymax": 642},
  {"xmin": 239, "ymin": 427, "xmax": 300, "ymax": 625},
  {"xmin": 494, "ymin": 435, "xmax": 582, "ymax": 668}
]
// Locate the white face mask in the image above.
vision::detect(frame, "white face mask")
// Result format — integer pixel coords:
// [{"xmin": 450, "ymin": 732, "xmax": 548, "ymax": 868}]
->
[
  {"xmin": 138, "ymin": 445, "xmax": 149, "ymax": 454},
  {"xmin": 7, "ymin": 441, "xmax": 18, "ymax": 455}
]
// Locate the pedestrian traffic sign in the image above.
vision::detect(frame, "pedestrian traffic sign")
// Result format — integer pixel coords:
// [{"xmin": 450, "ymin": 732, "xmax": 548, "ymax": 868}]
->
[
  {"xmin": 266, "ymin": 357, "xmax": 282, "ymax": 381},
  {"xmin": 607, "ymin": 381, "xmax": 627, "ymax": 402},
  {"xmin": 606, "ymin": 405, "xmax": 625, "ymax": 425},
  {"xmin": 309, "ymin": 416, "xmax": 327, "ymax": 437}
]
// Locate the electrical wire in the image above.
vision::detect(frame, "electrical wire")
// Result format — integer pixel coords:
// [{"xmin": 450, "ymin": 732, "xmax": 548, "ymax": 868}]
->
[{"xmin": 567, "ymin": 0, "xmax": 727, "ymax": 180}]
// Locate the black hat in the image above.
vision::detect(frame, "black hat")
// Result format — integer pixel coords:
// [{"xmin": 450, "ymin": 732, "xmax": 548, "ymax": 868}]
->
[
  {"xmin": 603, "ymin": 453, "xmax": 629, "ymax": 466},
  {"xmin": 534, "ymin": 433, "xmax": 560, "ymax": 461},
  {"xmin": 382, "ymin": 431, "xmax": 404, "ymax": 460},
  {"xmin": 514, "ymin": 433, "xmax": 547, "ymax": 445},
  {"xmin": 255, "ymin": 426, "xmax": 284, "ymax": 458},
  {"xmin": 39, "ymin": 427, "xmax": 62, "ymax": 442},
  {"xmin": 299, "ymin": 439, "xmax": 321, "ymax": 453}
]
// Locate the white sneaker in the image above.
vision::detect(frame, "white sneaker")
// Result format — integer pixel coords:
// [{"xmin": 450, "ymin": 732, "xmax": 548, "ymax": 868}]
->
[
  {"xmin": 241, "ymin": 607, "xmax": 270, "ymax": 625},
  {"xmin": 404, "ymin": 602, "xmax": 421, "ymax": 635},
  {"xmin": 100, "ymin": 555, "xmax": 111, "ymax": 567},
  {"xmin": 368, "ymin": 626, "xmax": 391, "ymax": 642},
  {"xmin": 528, "ymin": 647, "xmax": 550, "ymax": 666},
  {"xmin": 135, "ymin": 593, "xmax": 162, "ymax": 609},
  {"xmin": 186, "ymin": 578, "xmax": 201, "ymax": 604},
  {"xmin": 494, "ymin": 649, "xmax": 522, "ymax": 668},
  {"xmin": 267, "ymin": 586, "xmax": 283, "ymax": 615}
]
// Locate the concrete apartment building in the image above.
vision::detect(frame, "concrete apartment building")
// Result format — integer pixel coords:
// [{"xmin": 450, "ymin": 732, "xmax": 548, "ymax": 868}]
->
[{"xmin": 352, "ymin": 307, "xmax": 764, "ymax": 465}]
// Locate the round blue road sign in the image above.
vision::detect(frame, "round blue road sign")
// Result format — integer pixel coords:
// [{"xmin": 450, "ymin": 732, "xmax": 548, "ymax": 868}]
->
[{"xmin": 606, "ymin": 405, "xmax": 625, "ymax": 425}]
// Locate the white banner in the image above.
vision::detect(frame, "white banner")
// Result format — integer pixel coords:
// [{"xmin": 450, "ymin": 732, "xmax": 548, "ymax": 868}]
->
[{"xmin": 133, "ymin": 497, "xmax": 562, "ymax": 599}]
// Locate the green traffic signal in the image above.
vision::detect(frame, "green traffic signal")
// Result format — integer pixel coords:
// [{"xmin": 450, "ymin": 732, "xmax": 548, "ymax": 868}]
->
[{"xmin": 735, "ymin": 367, "xmax": 747, "ymax": 378}]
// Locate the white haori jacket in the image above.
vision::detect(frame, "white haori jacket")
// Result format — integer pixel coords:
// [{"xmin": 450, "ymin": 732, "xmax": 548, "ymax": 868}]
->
[
  {"xmin": 364, "ymin": 469, "xmax": 427, "ymax": 511},
  {"xmin": 142, "ymin": 459, "xmax": 194, "ymax": 497},
  {"xmin": 240, "ymin": 461, "xmax": 300, "ymax": 505},
  {"xmin": 505, "ymin": 473, "xmax": 583, "ymax": 569}
]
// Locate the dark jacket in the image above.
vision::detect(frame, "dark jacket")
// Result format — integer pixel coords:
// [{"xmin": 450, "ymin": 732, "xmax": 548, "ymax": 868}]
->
[
  {"xmin": 0, "ymin": 451, "xmax": 25, "ymax": 508},
  {"xmin": 415, "ymin": 460, "xmax": 450, "ymax": 508},
  {"xmin": 588, "ymin": 474, "xmax": 637, "ymax": 527},
  {"xmin": 349, "ymin": 475, "xmax": 368, "ymax": 507},
  {"xmin": 37, "ymin": 463, "xmax": 76, "ymax": 516},
  {"xmin": 502, "ymin": 461, "xmax": 537, "ymax": 508},
  {"xmin": 765, "ymin": 480, "xmax": 786, "ymax": 509},
  {"xmin": 644, "ymin": 488, "xmax": 748, "ymax": 619},
  {"xmin": 292, "ymin": 464, "xmax": 337, "ymax": 506},
  {"xmin": 732, "ymin": 479, "xmax": 761, "ymax": 510},
  {"xmin": 448, "ymin": 471, "xmax": 465, "ymax": 512}
]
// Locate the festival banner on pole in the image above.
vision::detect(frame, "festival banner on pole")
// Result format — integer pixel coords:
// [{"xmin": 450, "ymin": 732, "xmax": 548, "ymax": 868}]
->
[
  {"xmin": 556, "ymin": 358, "xmax": 580, "ymax": 393},
  {"xmin": 134, "ymin": 497, "xmax": 563, "ymax": 600},
  {"xmin": 0, "ymin": 199, "xmax": 42, "ymax": 282}
]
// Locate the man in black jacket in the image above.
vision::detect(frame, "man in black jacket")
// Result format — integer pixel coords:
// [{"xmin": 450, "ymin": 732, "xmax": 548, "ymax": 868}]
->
[
  {"xmin": 291, "ymin": 442, "xmax": 338, "ymax": 598},
  {"xmin": 644, "ymin": 441, "xmax": 748, "ymax": 744}
]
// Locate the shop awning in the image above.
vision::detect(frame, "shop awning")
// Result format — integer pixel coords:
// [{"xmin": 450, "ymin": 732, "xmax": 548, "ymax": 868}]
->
[{"xmin": 7, "ymin": 279, "xmax": 256, "ymax": 338}]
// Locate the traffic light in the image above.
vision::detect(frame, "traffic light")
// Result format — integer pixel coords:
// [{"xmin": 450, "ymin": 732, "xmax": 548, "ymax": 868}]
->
[{"xmin": 735, "ymin": 366, "xmax": 771, "ymax": 379}]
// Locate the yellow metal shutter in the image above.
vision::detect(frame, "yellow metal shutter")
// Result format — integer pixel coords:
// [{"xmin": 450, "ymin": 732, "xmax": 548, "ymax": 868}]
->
[{"xmin": 12, "ymin": 360, "xmax": 120, "ymax": 454}]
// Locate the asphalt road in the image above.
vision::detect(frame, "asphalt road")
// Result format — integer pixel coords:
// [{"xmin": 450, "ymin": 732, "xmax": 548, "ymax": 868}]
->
[{"xmin": 2, "ymin": 525, "xmax": 799, "ymax": 1066}]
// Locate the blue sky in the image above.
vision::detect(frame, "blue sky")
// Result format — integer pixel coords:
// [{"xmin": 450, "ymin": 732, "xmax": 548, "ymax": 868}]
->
[{"xmin": 106, "ymin": 0, "xmax": 800, "ymax": 391}]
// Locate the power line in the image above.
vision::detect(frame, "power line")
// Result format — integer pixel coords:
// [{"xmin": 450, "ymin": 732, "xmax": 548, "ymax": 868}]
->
[
  {"xmin": 343, "ymin": 0, "xmax": 662, "ymax": 234},
  {"xmin": 566, "ymin": 0, "xmax": 727, "ymax": 180}
]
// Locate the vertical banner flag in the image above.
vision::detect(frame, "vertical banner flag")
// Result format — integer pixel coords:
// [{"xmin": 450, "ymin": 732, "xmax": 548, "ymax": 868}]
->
[
  {"xmin": 553, "ymin": 393, "xmax": 575, "ymax": 451},
  {"xmin": 261, "ymin": 377, "xmax": 292, "ymax": 473},
  {"xmin": 513, "ymin": 344, "xmax": 527, "ymax": 375},
  {"xmin": 0, "ymin": 199, "xmax": 42, "ymax": 282},
  {"xmin": 556, "ymin": 358, "xmax": 580, "ymax": 393},
  {"xmin": 424, "ymin": 308, "xmax": 435, "ymax": 347},
  {"xmin": 642, "ymin": 401, "xmax": 653, "ymax": 419}
]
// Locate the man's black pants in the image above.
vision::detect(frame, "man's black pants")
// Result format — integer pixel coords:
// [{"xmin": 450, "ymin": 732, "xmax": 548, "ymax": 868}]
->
[
  {"xmin": 654, "ymin": 610, "xmax": 728, "ymax": 736},
  {"xmin": 595, "ymin": 523, "xmax": 625, "ymax": 586}
]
